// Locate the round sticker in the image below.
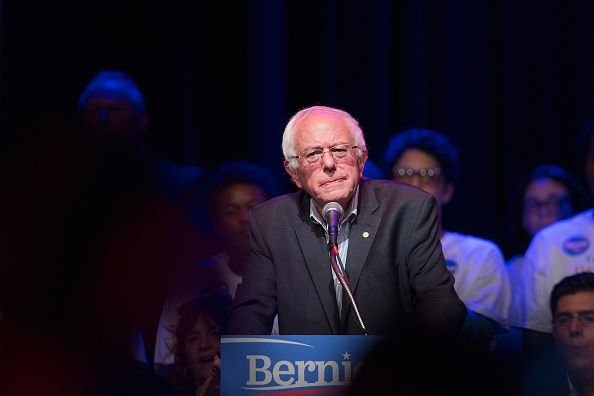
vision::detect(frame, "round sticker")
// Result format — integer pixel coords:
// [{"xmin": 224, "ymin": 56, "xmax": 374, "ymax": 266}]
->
[
  {"xmin": 445, "ymin": 259, "xmax": 458, "ymax": 274},
  {"xmin": 562, "ymin": 236, "xmax": 590, "ymax": 256}
]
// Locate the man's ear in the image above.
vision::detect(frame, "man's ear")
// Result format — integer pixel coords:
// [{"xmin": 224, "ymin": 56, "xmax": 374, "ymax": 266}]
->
[
  {"xmin": 284, "ymin": 160, "xmax": 303, "ymax": 189},
  {"xmin": 358, "ymin": 150, "xmax": 368, "ymax": 177}
]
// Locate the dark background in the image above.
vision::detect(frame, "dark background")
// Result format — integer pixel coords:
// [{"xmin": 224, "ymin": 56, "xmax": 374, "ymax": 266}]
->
[{"xmin": 2, "ymin": 0, "xmax": 594, "ymax": 249}]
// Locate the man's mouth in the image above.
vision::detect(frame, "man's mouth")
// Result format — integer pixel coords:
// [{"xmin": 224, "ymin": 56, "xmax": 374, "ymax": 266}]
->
[
  {"xmin": 565, "ymin": 344, "xmax": 589, "ymax": 356},
  {"xmin": 321, "ymin": 177, "xmax": 346, "ymax": 186}
]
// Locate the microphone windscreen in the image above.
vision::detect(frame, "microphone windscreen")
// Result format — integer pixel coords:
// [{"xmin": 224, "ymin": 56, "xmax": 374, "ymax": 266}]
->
[{"xmin": 322, "ymin": 201, "xmax": 344, "ymax": 219}]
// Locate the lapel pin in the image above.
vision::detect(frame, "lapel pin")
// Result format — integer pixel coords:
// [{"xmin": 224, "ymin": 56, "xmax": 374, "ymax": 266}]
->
[{"xmin": 362, "ymin": 231, "xmax": 369, "ymax": 238}]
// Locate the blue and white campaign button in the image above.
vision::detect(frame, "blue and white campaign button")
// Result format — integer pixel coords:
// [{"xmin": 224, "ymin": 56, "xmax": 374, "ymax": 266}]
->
[
  {"xmin": 562, "ymin": 236, "xmax": 590, "ymax": 256},
  {"xmin": 445, "ymin": 259, "xmax": 458, "ymax": 274}
]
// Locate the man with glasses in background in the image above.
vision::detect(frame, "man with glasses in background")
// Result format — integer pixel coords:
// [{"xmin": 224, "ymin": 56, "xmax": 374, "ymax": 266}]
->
[
  {"xmin": 523, "ymin": 272, "xmax": 594, "ymax": 395},
  {"xmin": 226, "ymin": 106, "xmax": 466, "ymax": 337},
  {"xmin": 384, "ymin": 129, "xmax": 511, "ymax": 350}
]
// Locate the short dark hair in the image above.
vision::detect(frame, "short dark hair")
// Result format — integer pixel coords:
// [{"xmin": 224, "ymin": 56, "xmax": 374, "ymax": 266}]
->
[
  {"xmin": 529, "ymin": 164, "xmax": 592, "ymax": 213},
  {"xmin": 383, "ymin": 128, "xmax": 461, "ymax": 184},
  {"xmin": 205, "ymin": 161, "xmax": 280, "ymax": 215},
  {"xmin": 550, "ymin": 272, "xmax": 594, "ymax": 316},
  {"xmin": 78, "ymin": 70, "xmax": 147, "ymax": 116}
]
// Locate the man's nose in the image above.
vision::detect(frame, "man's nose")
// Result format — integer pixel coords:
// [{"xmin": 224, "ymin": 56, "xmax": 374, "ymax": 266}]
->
[
  {"xmin": 537, "ymin": 204, "xmax": 555, "ymax": 219},
  {"xmin": 240, "ymin": 208, "xmax": 250, "ymax": 222},
  {"xmin": 321, "ymin": 150, "xmax": 337, "ymax": 169},
  {"xmin": 199, "ymin": 337, "xmax": 217, "ymax": 350},
  {"xmin": 569, "ymin": 316, "xmax": 584, "ymax": 336},
  {"xmin": 407, "ymin": 175, "xmax": 424, "ymax": 189}
]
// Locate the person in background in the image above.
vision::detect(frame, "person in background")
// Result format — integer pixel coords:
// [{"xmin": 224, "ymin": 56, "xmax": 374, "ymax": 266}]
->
[
  {"xmin": 172, "ymin": 290, "xmax": 232, "ymax": 396},
  {"xmin": 551, "ymin": 272, "xmax": 594, "ymax": 396},
  {"xmin": 521, "ymin": 272, "xmax": 594, "ymax": 396},
  {"xmin": 154, "ymin": 161, "xmax": 280, "ymax": 377},
  {"xmin": 74, "ymin": 70, "xmax": 208, "ymax": 386},
  {"xmin": 384, "ymin": 128, "xmax": 511, "ymax": 350},
  {"xmin": 78, "ymin": 69, "xmax": 203, "ymax": 201},
  {"xmin": 513, "ymin": 117, "xmax": 594, "ymax": 355},
  {"xmin": 506, "ymin": 164, "xmax": 589, "ymax": 265},
  {"xmin": 505, "ymin": 164, "xmax": 590, "ymax": 352}
]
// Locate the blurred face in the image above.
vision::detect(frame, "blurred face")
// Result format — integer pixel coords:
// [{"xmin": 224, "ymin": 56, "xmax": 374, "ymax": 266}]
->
[
  {"xmin": 553, "ymin": 291, "xmax": 594, "ymax": 379},
  {"xmin": 522, "ymin": 178, "xmax": 571, "ymax": 236},
  {"xmin": 586, "ymin": 134, "xmax": 594, "ymax": 196},
  {"xmin": 211, "ymin": 183, "xmax": 268, "ymax": 253},
  {"xmin": 185, "ymin": 313, "xmax": 220, "ymax": 385},
  {"xmin": 392, "ymin": 148, "xmax": 453, "ymax": 208},
  {"xmin": 81, "ymin": 90, "xmax": 147, "ymax": 146},
  {"xmin": 284, "ymin": 111, "xmax": 366, "ymax": 213}
]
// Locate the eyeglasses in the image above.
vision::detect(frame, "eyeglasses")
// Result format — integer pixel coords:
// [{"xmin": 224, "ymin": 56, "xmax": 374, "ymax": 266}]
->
[
  {"xmin": 393, "ymin": 167, "xmax": 443, "ymax": 186},
  {"xmin": 394, "ymin": 167, "xmax": 442, "ymax": 178},
  {"xmin": 291, "ymin": 144, "xmax": 359, "ymax": 165},
  {"xmin": 553, "ymin": 311, "xmax": 594, "ymax": 327},
  {"xmin": 523, "ymin": 195, "xmax": 570, "ymax": 213}
]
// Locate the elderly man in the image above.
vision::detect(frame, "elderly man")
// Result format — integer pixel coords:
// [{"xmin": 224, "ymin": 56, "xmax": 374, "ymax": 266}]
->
[{"xmin": 226, "ymin": 105, "xmax": 466, "ymax": 336}]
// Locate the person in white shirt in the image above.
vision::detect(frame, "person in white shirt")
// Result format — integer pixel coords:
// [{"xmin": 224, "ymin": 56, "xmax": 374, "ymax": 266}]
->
[
  {"xmin": 502, "ymin": 164, "xmax": 589, "ymax": 355},
  {"xmin": 513, "ymin": 117, "xmax": 594, "ymax": 353},
  {"xmin": 506, "ymin": 164, "xmax": 589, "ymax": 289},
  {"xmin": 384, "ymin": 128, "xmax": 511, "ymax": 349}
]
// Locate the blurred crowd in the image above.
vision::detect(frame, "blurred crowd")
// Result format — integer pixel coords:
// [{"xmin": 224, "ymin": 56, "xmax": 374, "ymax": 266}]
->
[{"xmin": 2, "ymin": 70, "xmax": 594, "ymax": 396}]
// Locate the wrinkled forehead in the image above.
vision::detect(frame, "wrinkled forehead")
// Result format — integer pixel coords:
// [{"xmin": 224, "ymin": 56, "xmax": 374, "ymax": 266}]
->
[{"xmin": 295, "ymin": 111, "xmax": 351, "ymax": 142}]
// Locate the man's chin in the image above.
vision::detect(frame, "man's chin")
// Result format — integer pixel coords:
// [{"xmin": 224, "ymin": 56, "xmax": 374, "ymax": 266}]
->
[
  {"xmin": 317, "ymin": 193, "xmax": 347, "ymax": 206},
  {"xmin": 566, "ymin": 358, "xmax": 594, "ymax": 374}
]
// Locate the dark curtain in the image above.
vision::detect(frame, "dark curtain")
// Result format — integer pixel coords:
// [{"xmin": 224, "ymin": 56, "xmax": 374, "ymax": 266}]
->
[{"xmin": 2, "ymin": 0, "xmax": 594, "ymax": 247}]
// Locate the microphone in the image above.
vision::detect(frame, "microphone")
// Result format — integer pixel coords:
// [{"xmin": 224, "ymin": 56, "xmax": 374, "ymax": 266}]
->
[
  {"xmin": 322, "ymin": 201, "xmax": 368, "ymax": 335},
  {"xmin": 322, "ymin": 202, "xmax": 344, "ymax": 247}
]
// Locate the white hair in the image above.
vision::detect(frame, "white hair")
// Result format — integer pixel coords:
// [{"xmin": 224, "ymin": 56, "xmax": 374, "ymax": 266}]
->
[{"xmin": 282, "ymin": 105, "xmax": 367, "ymax": 169}]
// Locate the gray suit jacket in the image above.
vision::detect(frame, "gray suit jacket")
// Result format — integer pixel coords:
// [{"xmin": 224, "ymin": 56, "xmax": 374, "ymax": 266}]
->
[{"xmin": 226, "ymin": 179, "xmax": 466, "ymax": 335}]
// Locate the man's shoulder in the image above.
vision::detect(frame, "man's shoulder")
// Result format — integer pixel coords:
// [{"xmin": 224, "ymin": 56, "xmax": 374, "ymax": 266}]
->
[
  {"xmin": 443, "ymin": 231, "xmax": 502, "ymax": 252},
  {"xmin": 251, "ymin": 190, "xmax": 303, "ymax": 217},
  {"xmin": 363, "ymin": 179, "xmax": 433, "ymax": 201},
  {"xmin": 442, "ymin": 232, "xmax": 504, "ymax": 264}
]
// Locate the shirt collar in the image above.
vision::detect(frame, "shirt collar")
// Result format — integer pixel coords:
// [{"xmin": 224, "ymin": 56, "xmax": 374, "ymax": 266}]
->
[{"xmin": 309, "ymin": 186, "xmax": 360, "ymax": 228}]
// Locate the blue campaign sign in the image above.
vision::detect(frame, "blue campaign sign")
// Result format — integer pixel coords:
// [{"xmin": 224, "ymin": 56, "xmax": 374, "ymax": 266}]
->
[{"xmin": 220, "ymin": 335, "xmax": 382, "ymax": 395}]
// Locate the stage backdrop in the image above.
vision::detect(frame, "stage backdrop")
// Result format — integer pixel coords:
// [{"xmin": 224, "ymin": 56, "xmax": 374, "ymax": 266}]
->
[{"xmin": 2, "ymin": 0, "xmax": 594, "ymax": 249}]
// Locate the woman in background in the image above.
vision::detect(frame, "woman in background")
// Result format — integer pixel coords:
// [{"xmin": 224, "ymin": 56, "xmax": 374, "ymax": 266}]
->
[
  {"xmin": 172, "ymin": 290, "xmax": 232, "ymax": 396},
  {"xmin": 499, "ymin": 164, "xmax": 590, "ymax": 357},
  {"xmin": 506, "ymin": 164, "xmax": 589, "ymax": 277}
]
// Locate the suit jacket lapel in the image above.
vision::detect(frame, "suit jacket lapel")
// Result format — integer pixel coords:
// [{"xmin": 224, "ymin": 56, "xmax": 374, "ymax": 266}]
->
[
  {"xmin": 295, "ymin": 192, "xmax": 340, "ymax": 334},
  {"xmin": 341, "ymin": 180, "xmax": 381, "ymax": 329}
]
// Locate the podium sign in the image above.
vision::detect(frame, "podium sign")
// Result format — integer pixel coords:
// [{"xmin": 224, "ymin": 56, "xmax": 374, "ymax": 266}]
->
[{"xmin": 221, "ymin": 335, "xmax": 382, "ymax": 395}]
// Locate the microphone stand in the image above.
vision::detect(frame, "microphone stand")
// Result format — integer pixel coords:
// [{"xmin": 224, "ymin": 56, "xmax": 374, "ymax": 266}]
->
[{"xmin": 328, "ymin": 244, "xmax": 368, "ymax": 335}]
